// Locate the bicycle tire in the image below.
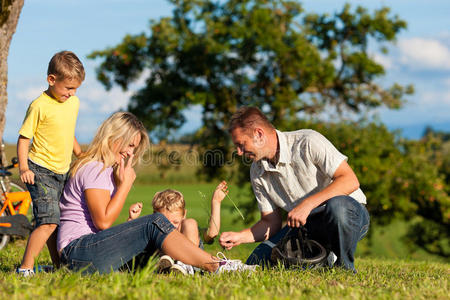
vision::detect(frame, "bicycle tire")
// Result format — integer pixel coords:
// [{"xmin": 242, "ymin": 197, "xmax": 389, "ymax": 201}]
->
[
  {"xmin": 8, "ymin": 182, "xmax": 25, "ymax": 193},
  {"xmin": 9, "ymin": 181, "xmax": 34, "ymax": 226},
  {"xmin": 0, "ymin": 210, "xmax": 10, "ymax": 250}
]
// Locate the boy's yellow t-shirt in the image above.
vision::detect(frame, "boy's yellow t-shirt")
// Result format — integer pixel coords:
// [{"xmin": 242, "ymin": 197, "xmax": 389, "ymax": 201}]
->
[{"xmin": 19, "ymin": 92, "xmax": 80, "ymax": 174}]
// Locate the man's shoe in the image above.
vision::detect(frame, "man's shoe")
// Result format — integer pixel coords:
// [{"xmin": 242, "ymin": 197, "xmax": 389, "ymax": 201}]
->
[{"xmin": 327, "ymin": 252, "xmax": 337, "ymax": 267}]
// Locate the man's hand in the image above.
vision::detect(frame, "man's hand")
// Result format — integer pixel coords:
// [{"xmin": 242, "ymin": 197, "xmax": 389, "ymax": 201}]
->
[
  {"xmin": 128, "ymin": 202, "xmax": 142, "ymax": 221},
  {"xmin": 287, "ymin": 202, "xmax": 314, "ymax": 227},
  {"xmin": 219, "ymin": 231, "xmax": 242, "ymax": 250},
  {"xmin": 20, "ymin": 169, "xmax": 35, "ymax": 185}
]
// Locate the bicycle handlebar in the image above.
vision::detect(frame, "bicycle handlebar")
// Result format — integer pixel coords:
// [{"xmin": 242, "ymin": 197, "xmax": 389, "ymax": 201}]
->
[{"xmin": 0, "ymin": 157, "xmax": 18, "ymax": 177}]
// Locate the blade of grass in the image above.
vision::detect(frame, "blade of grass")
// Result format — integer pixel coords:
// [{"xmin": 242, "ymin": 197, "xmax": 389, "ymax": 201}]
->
[{"xmin": 225, "ymin": 193, "xmax": 245, "ymax": 221}]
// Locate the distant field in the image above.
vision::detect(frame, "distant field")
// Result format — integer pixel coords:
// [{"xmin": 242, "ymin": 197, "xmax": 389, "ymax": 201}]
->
[{"xmin": 2, "ymin": 143, "xmax": 212, "ymax": 184}]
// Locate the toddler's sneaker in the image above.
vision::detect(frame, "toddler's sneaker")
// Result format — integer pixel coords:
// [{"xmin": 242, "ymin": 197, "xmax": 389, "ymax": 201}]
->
[
  {"xmin": 215, "ymin": 252, "xmax": 258, "ymax": 273},
  {"xmin": 16, "ymin": 268, "xmax": 35, "ymax": 277},
  {"xmin": 170, "ymin": 261, "xmax": 195, "ymax": 275},
  {"xmin": 156, "ymin": 255, "xmax": 174, "ymax": 273}
]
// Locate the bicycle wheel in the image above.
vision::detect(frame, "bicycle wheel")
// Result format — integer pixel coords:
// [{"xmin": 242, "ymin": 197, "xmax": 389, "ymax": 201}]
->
[
  {"xmin": 9, "ymin": 181, "xmax": 26, "ymax": 193},
  {"xmin": 0, "ymin": 210, "xmax": 10, "ymax": 250}
]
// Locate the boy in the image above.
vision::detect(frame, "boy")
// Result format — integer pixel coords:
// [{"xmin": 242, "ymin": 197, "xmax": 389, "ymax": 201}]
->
[
  {"xmin": 16, "ymin": 51, "xmax": 85, "ymax": 276},
  {"xmin": 152, "ymin": 181, "xmax": 228, "ymax": 274}
]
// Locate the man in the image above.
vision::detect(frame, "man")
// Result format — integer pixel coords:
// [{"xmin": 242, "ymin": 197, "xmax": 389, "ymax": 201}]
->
[{"xmin": 219, "ymin": 107, "xmax": 370, "ymax": 271}]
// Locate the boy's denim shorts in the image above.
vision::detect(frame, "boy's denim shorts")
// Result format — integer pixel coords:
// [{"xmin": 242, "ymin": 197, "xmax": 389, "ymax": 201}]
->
[{"xmin": 25, "ymin": 160, "xmax": 68, "ymax": 227}]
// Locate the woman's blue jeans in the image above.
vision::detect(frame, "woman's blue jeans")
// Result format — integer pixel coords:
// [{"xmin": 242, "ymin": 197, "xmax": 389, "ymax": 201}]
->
[
  {"xmin": 246, "ymin": 196, "xmax": 370, "ymax": 271},
  {"xmin": 60, "ymin": 213, "xmax": 175, "ymax": 274}
]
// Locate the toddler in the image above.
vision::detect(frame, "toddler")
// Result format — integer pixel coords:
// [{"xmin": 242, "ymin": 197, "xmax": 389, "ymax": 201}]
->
[{"xmin": 152, "ymin": 181, "xmax": 229, "ymax": 274}]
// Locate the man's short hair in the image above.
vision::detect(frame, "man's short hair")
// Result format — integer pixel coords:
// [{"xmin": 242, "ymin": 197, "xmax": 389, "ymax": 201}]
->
[
  {"xmin": 228, "ymin": 106, "xmax": 273, "ymax": 133},
  {"xmin": 48, "ymin": 51, "xmax": 85, "ymax": 82},
  {"xmin": 152, "ymin": 189, "xmax": 185, "ymax": 212}
]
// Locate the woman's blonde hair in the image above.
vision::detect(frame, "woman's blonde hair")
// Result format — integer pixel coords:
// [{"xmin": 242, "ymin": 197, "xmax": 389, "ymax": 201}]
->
[
  {"xmin": 71, "ymin": 112, "xmax": 150, "ymax": 176},
  {"xmin": 152, "ymin": 189, "xmax": 185, "ymax": 213}
]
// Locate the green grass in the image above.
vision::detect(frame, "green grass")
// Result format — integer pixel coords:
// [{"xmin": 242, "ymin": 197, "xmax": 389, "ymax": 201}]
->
[
  {"xmin": 1, "ymin": 183, "xmax": 449, "ymax": 299},
  {"xmin": 1, "ymin": 141, "xmax": 448, "ymax": 298},
  {"xmin": 0, "ymin": 246, "xmax": 448, "ymax": 299}
]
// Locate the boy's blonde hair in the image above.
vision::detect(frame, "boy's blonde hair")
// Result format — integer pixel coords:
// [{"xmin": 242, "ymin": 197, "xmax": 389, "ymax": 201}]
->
[
  {"xmin": 152, "ymin": 189, "xmax": 185, "ymax": 212},
  {"xmin": 71, "ymin": 112, "xmax": 150, "ymax": 176},
  {"xmin": 48, "ymin": 51, "xmax": 85, "ymax": 82}
]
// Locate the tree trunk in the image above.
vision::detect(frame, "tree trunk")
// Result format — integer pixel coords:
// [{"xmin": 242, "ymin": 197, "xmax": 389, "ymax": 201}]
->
[{"xmin": 0, "ymin": 0, "xmax": 24, "ymax": 152}]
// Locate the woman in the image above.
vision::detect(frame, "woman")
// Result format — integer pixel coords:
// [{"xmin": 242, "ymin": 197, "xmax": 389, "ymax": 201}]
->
[{"xmin": 57, "ymin": 112, "xmax": 249, "ymax": 274}]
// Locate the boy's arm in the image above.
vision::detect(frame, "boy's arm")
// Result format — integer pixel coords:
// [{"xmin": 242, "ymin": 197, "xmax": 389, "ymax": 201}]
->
[
  {"xmin": 204, "ymin": 181, "xmax": 227, "ymax": 243},
  {"xmin": 17, "ymin": 135, "xmax": 34, "ymax": 185},
  {"xmin": 73, "ymin": 137, "xmax": 82, "ymax": 157}
]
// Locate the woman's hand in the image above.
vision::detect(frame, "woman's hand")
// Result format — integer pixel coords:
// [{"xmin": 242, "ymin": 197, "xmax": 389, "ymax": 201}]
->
[
  {"xmin": 128, "ymin": 202, "xmax": 143, "ymax": 221},
  {"xmin": 114, "ymin": 154, "xmax": 136, "ymax": 188}
]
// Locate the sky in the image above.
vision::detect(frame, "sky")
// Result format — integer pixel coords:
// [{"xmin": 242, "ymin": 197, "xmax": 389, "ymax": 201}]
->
[{"xmin": 4, "ymin": 0, "xmax": 450, "ymax": 143}]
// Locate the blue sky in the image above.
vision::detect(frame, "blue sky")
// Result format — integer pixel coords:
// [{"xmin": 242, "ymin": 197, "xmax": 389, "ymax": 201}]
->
[{"xmin": 4, "ymin": 0, "xmax": 450, "ymax": 143}]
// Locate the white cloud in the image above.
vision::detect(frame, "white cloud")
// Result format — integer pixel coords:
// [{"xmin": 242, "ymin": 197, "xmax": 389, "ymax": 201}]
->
[
  {"xmin": 437, "ymin": 31, "xmax": 450, "ymax": 45},
  {"xmin": 397, "ymin": 38, "xmax": 450, "ymax": 70},
  {"xmin": 371, "ymin": 52, "xmax": 393, "ymax": 70},
  {"xmin": 77, "ymin": 79, "xmax": 133, "ymax": 113},
  {"xmin": 443, "ymin": 77, "xmax": 450, "ymax": 86},
  {"xmin": 421, "ymin": 90, "xmax": 450, "ymax": 106},
  {"xmin": 15, "ymin": 86, "xmax": 46, "ymax": 102},
  {"xmin": 390, "ymin": 88, "xmax": 450, "ymax": 124}
]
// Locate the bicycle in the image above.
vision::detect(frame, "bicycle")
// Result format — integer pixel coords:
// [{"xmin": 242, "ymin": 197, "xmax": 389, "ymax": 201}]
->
[{"xmin": 0, "ymin": 142, "xmax": 33, "ymax": 250}]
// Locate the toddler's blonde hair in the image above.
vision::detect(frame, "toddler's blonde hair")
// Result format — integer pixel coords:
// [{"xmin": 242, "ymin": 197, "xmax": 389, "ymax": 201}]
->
[{"xmin": 152, "ymin": 189, "xmax": 185, "ymax": 212}]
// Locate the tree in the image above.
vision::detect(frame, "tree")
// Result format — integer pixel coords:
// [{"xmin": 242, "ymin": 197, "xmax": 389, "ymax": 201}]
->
[
  {"xmin": 401, "ymin": 128, "xmax": 450, "ymax": 257},
  {"xmin": 89, "ymin": 0, "xmax": 411, "ymax": 168},
  {"xmin": 0, "ymin": 0, "xmax": 24, "ymax": 146},
  {"xmin": 90, "ymin": 1, "xmax": 450, "ymax": 257}
]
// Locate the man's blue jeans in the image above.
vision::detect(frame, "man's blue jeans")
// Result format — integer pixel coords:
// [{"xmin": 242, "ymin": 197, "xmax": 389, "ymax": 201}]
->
[
  {"xmin": 246, "ymin": 196, "xmax": 370, "ymax": 271},
  {"xmin": 60, "ymin": 213, "xmax": 175, "ymax": 274}
]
